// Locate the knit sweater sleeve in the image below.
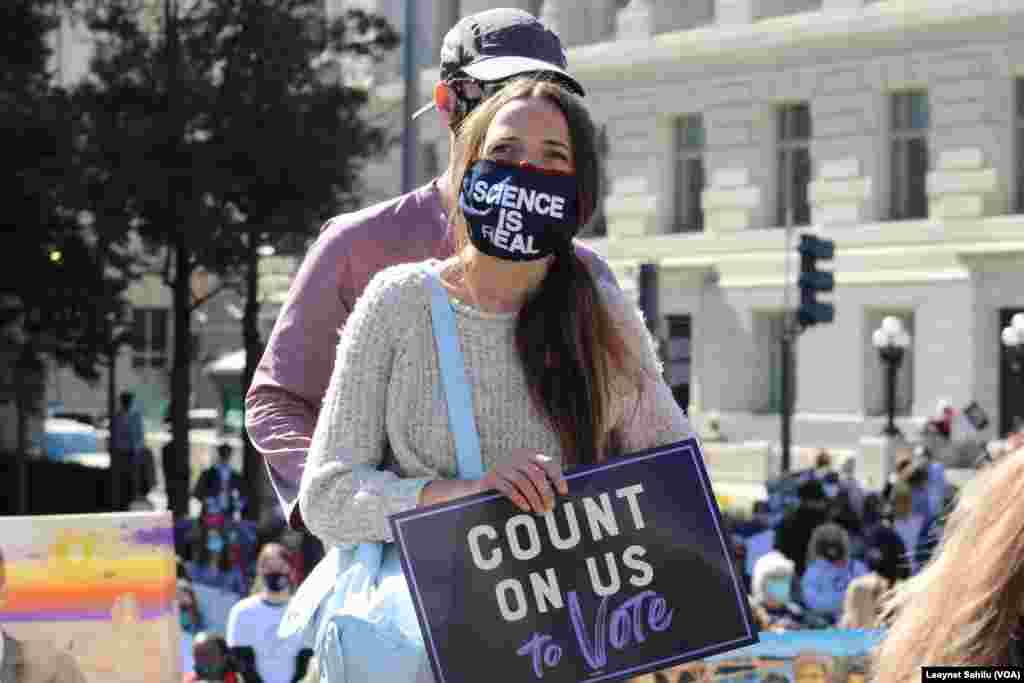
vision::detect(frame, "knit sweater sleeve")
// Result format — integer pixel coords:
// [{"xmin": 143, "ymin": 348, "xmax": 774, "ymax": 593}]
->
[
  {"xmin": 298, "ymin": 265, "xmax": 434, "ymax": 548},
  {"xmin": 599, "ymin": 283, "xmax": 696, "ymax": 455}
]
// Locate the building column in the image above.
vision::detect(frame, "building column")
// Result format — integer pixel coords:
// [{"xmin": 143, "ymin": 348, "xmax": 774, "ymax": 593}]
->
[
  {"xmin": 716, "ymin": 0, "xmax": 754, "ymax": 26},
  {"xmin": 615, "ymin": 0, "xmax": 653, "ymax": 40}
]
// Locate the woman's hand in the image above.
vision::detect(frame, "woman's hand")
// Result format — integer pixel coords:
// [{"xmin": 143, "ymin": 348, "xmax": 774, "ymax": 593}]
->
[{"xmin": 480, "ymin": 449, "xmax": 568, "ymax": 514}]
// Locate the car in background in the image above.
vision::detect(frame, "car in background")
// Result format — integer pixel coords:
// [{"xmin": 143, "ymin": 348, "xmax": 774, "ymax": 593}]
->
[{"xmin": 44, "ymin": 417, "xmax": 106, "ymax": 468}]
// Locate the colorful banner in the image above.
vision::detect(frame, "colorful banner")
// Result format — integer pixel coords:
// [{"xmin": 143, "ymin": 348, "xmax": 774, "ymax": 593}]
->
[
  {"xmin": 628, "ymin": 629, "xmax": 884, "ymax": 683},
  {"xmin": 0, "ymin": 511, "xmax": 180, "ymax": 683},
  {"xmin": 391, "ymin": 438, "xmax": 758, "ymax": 683}
]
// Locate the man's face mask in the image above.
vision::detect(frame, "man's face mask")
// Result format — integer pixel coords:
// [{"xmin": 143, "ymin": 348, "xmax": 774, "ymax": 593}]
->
[
  {"xmin": 459, "ymin": 159, "xmax": 579, "ymax": 262},
  {"xmin": 263, "ymin": 571, "xmax": 291, "ymax": 593},
  {"xmin": 763, "ymin": 577, "xmax": 792, "ymax": 604}
]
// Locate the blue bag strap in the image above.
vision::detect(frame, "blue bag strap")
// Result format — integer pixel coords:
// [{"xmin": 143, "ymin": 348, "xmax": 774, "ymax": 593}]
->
[{"xmin": 423, "ymin": 264, "xmax": 484, "ymax": 480}]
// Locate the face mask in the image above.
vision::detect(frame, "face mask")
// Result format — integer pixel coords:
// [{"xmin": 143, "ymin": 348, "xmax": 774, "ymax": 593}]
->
[
  {"xmin": 263, "ymin": 572, "xmax": 291, "ymax": 593},
  {"xmin": 207, "ymin": 534, "xmax": 224, "ymax": 554},
  {"xmin": 195, "ymin": 663, "xmax": 226, "ymax": 680},
  {"xmin": 459, "ymin": 159, "xmax": 579, "ymax": 262},
  {"xmin": 180, "ymin": 610, "xmax": 193, "ymax": 632},
  {"xmin": 763, "ymin": 578, "xmax": 791, "ymax": 604}
]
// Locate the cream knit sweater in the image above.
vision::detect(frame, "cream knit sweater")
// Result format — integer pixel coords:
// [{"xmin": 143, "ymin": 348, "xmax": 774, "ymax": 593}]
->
[{"xmin": 298, "ymin": 259, "xmax": 694, "ymax": 549}]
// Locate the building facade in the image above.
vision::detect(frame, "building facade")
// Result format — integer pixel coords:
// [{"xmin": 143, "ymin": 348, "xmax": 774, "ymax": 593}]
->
[{"xmin": 396, "ymin": 0, "xmax": 1024, "ymax": 452}]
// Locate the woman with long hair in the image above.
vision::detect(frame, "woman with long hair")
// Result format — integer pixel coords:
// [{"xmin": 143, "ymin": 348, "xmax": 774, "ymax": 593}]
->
[
  {"xmin": 299, "ymin": 75, "xmax": 692, "ymax": 550},
  {"xmin": 872, "ymin": 446, "xmax": 1024, "ymax": 680}
]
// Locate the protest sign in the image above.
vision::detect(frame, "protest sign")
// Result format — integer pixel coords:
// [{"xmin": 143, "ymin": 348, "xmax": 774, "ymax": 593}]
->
[
  {"xmin": 390, "ymin": 437, "xmax": 758, "ymax": 683},
  {"xmin": 0, "ymin": 511, "xmax": 180, "ymax": 683}
]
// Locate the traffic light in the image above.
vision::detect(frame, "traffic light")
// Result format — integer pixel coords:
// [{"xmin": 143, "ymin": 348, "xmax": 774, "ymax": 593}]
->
[{"xmin": 797, "ymin": 233, "xmax": 835, "ymax": 327}]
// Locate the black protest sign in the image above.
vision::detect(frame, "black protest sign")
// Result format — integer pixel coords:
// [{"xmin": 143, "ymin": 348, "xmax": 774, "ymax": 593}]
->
[{"xmin": 390, "ymin": 438, "xmax": 758, "ymax": 683}]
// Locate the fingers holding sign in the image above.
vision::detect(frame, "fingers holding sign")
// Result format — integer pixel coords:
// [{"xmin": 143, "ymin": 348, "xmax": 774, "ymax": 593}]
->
[{"xmin": 482, "ymin": 450, "xmax": 568, "ymax": 514}]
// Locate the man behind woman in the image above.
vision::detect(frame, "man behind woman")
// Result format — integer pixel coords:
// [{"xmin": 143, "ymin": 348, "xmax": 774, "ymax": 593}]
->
[{"xmin": 298, "ymin": 76, "xmax": 693, "ymax": 556}]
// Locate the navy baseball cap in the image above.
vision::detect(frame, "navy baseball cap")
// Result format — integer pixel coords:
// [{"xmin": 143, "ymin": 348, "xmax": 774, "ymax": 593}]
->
[{"xmin": 413, "ymin": 8, "xmax": 584, "ymax": 120}]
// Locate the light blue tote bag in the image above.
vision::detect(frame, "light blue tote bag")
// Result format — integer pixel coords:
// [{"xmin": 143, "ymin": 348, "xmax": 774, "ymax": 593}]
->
[{"xmin": 279, "ymin": 263, "xmax": 484, "ymax": 682}]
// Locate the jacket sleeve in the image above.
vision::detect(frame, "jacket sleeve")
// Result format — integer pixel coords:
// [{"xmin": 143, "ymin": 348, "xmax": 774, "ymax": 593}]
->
[
  {"xmin": 245, "ymin": 220, "xmax": 352, "ymax": 530},
  {"xmin": 298, "ymin": 270, "xmax": 434, "ymax": 548}
]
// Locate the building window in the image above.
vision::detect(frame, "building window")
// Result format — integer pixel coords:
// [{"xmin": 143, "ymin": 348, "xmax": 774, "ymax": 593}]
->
[
  {"xmin": 776, "ymin": 102, "xmax": 812, "ymax": 227},
  {"xmin": 890, "ymin": 91, "xmax": 929, "ymax": 220},
  {"xmin": 664, "ymin": 315, "xmax": 692, "ymax": 410},
  {"xmin": 673, "ymin": 114, "xmax": 705, "ymax": 233},
  {"xmin": 1016, "ymin": 79, "xmax": 1024, "ymax": 212},
  {"xmin": 756, "ymin": 312, "xmax": 795, "ymax": 414},
  {"xmin": 132, "ymin": 307, "xmax": 169, "ymax": 370}
]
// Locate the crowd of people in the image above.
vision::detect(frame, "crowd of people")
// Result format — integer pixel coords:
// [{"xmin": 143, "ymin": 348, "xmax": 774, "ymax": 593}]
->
[{"xmin": 729, "ymin": 445, "xmax": 955, "ymax": 635}]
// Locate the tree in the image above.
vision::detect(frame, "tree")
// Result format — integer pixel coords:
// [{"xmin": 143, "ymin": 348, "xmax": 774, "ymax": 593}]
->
[
  {"xmin": 76, "ymin": 0, "xmax": 398, "ymax": 520},
  {"xmin": 1, "ymin": 1, "xmax": 140, "ymax": 512},
  {"xmin": 205, "ymin": 0, "xmax": 398, "ymax": 520}
]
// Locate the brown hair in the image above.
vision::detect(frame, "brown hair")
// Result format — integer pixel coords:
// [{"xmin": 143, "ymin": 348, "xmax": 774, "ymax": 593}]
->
[
  {"xmin": 448, "ymin": 78, "xmax": 645, "ymax": 466},
  {"xmin": 872, "ymin": 446, "xmax": 1024, "ymax": 680}
]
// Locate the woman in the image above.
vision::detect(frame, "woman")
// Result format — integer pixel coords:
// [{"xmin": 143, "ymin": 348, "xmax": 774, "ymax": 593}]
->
[
  {"xmin": 299, "ymin": 76, "xmax": 692, "ymax": 550},
  {"xmin": 872, "ymin": 446, "xmax": 1024, "ymax": 679},
  {"xmin": 178, "ymin": 580, "xmax": 205, "ymax": 676}
]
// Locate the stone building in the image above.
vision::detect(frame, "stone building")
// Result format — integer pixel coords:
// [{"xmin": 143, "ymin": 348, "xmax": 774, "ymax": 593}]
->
[{"xmin": 390, "ymin": 0, "xmax": 1024, "ymax": 456}]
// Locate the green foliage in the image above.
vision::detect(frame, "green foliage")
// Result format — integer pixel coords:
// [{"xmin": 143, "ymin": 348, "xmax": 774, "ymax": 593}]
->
[{"xmin": 1, "ymin": 0, "xmax": 135, "ymax": 382}]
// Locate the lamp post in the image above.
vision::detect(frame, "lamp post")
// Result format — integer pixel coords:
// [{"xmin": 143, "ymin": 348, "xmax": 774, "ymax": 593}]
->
[
  {"xmin": 872, "ymin": 316, "xmax": 912, "ymax": 438},
  {"xmin": 1001, "ymin": 313, "xmax": 1024, "ymax": 434},
  {"xmin": 1001, "ymin": 313, "xmax": 1024, "ymax": 373}
]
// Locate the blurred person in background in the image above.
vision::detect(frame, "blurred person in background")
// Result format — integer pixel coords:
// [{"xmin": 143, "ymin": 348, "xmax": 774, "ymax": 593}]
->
[
  {"xmin": 887, "ymin": 481, "xmax": 925, "ymax": 576},
  {"xmin": 872, "ymin": 446, "xmax": 1024, "ymax": 679},
  {"xmin": 775, "ymin": 478, "xmax": 830, "ymax": 577},
  {"xmin": 226, "ymin": 543, "xmax": 305, "ymax": 683},
  {"xmin": 839, "ymin": 572, "xmax": 890, "ymax": 630},
  {"xmin": 800, "ymin": 523, "xmax": 868, "ymax": 624},
  {"xmin": 110, "ymin": 390, "xmax": 146, "ymax": 508},
  {"xmin": 749, "ymin": 550, "xmax": 806, "ymax": 631},
  {"xmin": 186, "ymin": 632, "xmax": 245, "ymax": 683},
  {"xmin": 178, "ymin": 579, "xmax": 205, "ymax": 675}
]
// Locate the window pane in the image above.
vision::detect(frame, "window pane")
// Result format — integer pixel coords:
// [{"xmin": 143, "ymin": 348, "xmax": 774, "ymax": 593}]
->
[
  {"xmin": 793, "ymin": 147, "xmax": 812, "ymax": 226},
  {"xmin": 778, "ymin": 103, "xmax": 810, "ymax": 141},
  {"xmin": 909, "ymin": 92, "xmax": 929, "ymax": 130},
  {"xmin": 907, "ymin": 136, "xmax": 929, "ymax": 218},
  {"xmin": 678, "ymin": 115, "xmax": 704, "ymax": 148},
  {"xmin": 687, "ymin": 157, "xmax": 705, "ymax": 232},
  {"xmin": 777, "ymin": 149, "xmax": 789, "ymax": 226},
  {"xmin": 150, "ymin": 309, "xmax": 168, "ymax": 353},
  {"xmin": 131, "ymin": 309, "xmax": 148, "ymax": 351}
]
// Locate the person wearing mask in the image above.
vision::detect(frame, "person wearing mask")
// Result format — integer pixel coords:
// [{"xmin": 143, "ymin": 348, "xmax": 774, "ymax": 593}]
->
[
  {"xmin": 774, "ymin": 479, "xmax": 830, "ymax": 577},
  {"xmin": 194, "ymin": 442, "xmax": 246, "ymax": 522},
  {"xmin": 186, "ymin": 632, "xmax": 245, "ymax": 683},
  {"xmin": 225, "ymin": 543, "xmax": 304, "ymax": 683},
  {"xmin": 178, "ymin": 580, "xmax": 206, "ymax": 675},
  {"xmin": 244, "ymin": 7, "xmax": 615, "ymax": 532},
  {"xmin": 110, "ymin": 391, "xmax": 146, "ymax": 508},
  {"xmin": 873, "ymin": 445, "xmax": 1024, "ymax": 678},
  {"xmin": 799, "ymin": 523, "xmax": 868, "ymax": 624},
  {"xmin": 749, "ymin": 551, "xmax": 806, "ymax": 632}
]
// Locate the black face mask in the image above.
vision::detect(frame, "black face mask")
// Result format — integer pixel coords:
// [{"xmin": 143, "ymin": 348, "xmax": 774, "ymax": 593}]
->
[
  {"xmin": 459, "ymin": 159, "xmax": 579, "ymax": 262},
  {"xmin": 263, "ymin": 572, "xmax": 290, "ymax": 593}
]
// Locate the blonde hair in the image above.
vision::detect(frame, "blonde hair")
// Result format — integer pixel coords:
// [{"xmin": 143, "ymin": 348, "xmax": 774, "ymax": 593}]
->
[
  {"xmin": 872, "ymin": 446, "xmax": 1024, "ymax": 680},
  {"xmin": 839, "ymin": 573, "xmax": 890, "ymax": 630}
]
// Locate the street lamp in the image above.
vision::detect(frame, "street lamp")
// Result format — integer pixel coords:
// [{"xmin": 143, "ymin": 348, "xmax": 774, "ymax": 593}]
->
[
  {"xmin": 1001, "ymin": 313, "xmax": 1024, "ymax": 373},
  {"xmin": 872, "ymin": 316, "xmax": 912, "ymax": 438}
]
